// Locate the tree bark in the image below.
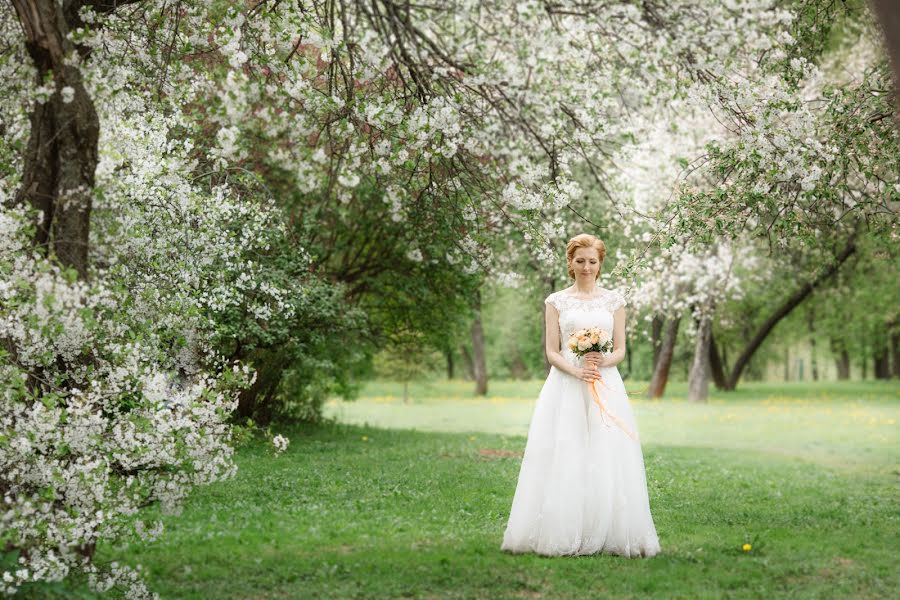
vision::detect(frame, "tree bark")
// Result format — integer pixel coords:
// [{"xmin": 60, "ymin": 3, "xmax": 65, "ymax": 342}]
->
[
  {"xmin": 870, "ymin": 0, "xmax": 900, "ymax": 95},
  {"xmin": 830, "ymin": 338, "xmax": 850, "ymax": 380},
  {"xmin": 11, "ymin": 0, "xmax": 105, "ymax": 279},
  {"xmin": 235, "ymin": 349, "xmax": 290, "ymax": 422},
  {"xmin": 625, "ymin": 342, "xmax": 632, "ymax": 380},
  {"xmin": 542, "ymin": 296, "xmax": 550, "ymax": 374},
  {"xmin": 861, "ymin": 346, "xmax": 868, "ymax": 379},
  {"xmin": 724, "ymin": 236, "xmax": 857, "ymax": 390},
  {"xmin": 708, "ymin": 330, "xmax": 728, "ymax": 389},
  {"xmin": 445, "ymin": 349, "xmax": 454, "ymax": 379},
  {"xmin": 874, "ymin": 338, "xmax": 891, "ymax": 379},
  {"xmin": 9, "ymin": 0, "xmax": 113, "ymax": 412},
  {"xmin": 651, "ymin": 314, "xmax": 664, "ymax": 369},
  {"xmin": 460, "ymin": 344, "xmax": 475, "ymax": 379},
  {"xmin": 470, "ymin": 291, "xmax": 488, "ymax": 395},
  {"xmin": 784, "ymin": 347, "xmax": 790, "ymax": 381},
  {"xmin": 892, "ymin": 329, "xmax": 900, "ymax": 378},
  {"xmin": 688, "ymin": 308, "xmax": 713, "ymax": 402},
  {"xmin": 7, "ymin": 0, "xmax": 171, "ymax": 564},
  {"xmin": 542, "ymin": 277, "xmax": 557, "ymax": 374},
  {"xmin": 807, "ymin": 307, "xmax": 819, "ymax": 381},
  {"xmin": 648, "ymin": 316, "xmax": 680, "ymax": 399}
]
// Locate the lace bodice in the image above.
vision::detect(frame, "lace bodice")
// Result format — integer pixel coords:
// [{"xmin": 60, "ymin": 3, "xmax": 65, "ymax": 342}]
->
[{"xmin": 545, "ymin": 287, "xmax": 627, "ymax": 367}]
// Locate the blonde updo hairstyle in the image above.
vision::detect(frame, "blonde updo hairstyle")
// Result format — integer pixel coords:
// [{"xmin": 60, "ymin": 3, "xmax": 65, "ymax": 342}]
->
[{"xmin": 566, "ymin": 233, "xmax": 606, "ymax": 280}]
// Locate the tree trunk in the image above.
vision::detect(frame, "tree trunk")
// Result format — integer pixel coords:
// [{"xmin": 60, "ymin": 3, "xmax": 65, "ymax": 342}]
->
[
  {"xmin": 831, "ymin": 338, "xmax": 851, "ymax": 380},
  {"xmin": 808, "ymin": 307, "xmax": 819, "ymax": 381},
  {"xmin": 542, "ymin": 277, "xmax": 557, "ymax": 373},
  {"xmin": 877, "ymin": 318, "xmax": 897, "ymax": 379},
  {"xmin": 470, "ymin": 292, "xmax": 488, "ymax": 396},
  {"xmin": 460, "ymin": 344, "xmax": 475, "ymax": 380},
  {"xmin": 648, "ymin": 316, "xmax": 680, "ymax": 399},
  {"xmin": 722, "ymin": 344, "xmax": 729, "ymax": 373},
  {"xmin": 892, "ymin": 329, "xmax": 900, "ymax": 378},
  {"xmin": 724, "ymin": 236, "xmax": 857, "ymax": 390},
  {"xmin": 625, "ymin": 342, "xmax": 632, "ymax": 380},
  {"xmin": 11, "ymin": 0, "xmax": 103, "ymax": 279},
  {"xmin": 446, "ymin": 350, "xmax": 454, "ymax": 379},
  {"xmin": 651, "ymin": 315, "xmax": 664, "ymax": 369},
  {"xmin": 861, "ymin": 346, "xmax": 868, "ymax": 379},
  {"xmin": 874, "ymin": 338, "xmax": 891, "ymax": 379},
  {"xmin": 10, "ymin": 0, "xmax": 113, "ymax": 410},
  {"xmin": 7, "ymin": 0, "xmax": 160, "ymax": 564},
  {"xmin": 784, "ymin": 347, "xmax": 790, "ymax": 381},
  {"xmin": 688, "ymin": 309, "xmax": 713, "ymax": 402},
  {"xmin": 708, "ymin": 330, "xmax": 728, "ymax": 389},
  {"xmin": 236, "ymin": 349, "xmax": 290, "ymax": 423},
  {"xmin": 870, "ymin": 0, "xmax": 900, "ymax": 92}
]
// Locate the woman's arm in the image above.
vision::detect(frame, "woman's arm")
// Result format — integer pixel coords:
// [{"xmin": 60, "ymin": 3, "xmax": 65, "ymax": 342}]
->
[
  {"xmin": 545, "ymin": 303, "xmax": 582, "ymax": 377},
  {"xmin": 602, "ymin": 306, "xmax": 627, "ymax": 367}
]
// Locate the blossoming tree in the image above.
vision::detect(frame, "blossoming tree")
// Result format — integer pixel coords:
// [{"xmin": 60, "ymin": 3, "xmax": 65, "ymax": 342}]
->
[{"xmin": 0, "ymin": 0, "xmax": 896, "ymax": 596}]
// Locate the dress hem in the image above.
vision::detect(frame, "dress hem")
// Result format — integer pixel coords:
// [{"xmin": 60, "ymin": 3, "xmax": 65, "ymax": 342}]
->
[{"xmin": 500, "ymin": 543, "xmax": 661, "ymax": 559}]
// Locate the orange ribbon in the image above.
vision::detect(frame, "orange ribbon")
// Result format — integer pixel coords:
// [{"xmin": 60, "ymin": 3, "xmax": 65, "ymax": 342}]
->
[{"xmin": 587, "ymin": 375, "xmax": 639, "ymax": 441}]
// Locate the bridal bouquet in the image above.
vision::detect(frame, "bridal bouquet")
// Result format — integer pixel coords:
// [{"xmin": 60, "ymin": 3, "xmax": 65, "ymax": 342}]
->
[
  {"xmin": 566, "ymin": 327, "xmax": 613, "ymax": 358},
  {"xmin": 565, "ymin": 327, "xmax": 638, "ymax": 441}
]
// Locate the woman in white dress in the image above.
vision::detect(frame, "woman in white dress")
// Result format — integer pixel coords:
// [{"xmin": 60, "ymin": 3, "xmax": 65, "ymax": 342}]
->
[{"xmin": 501, "ymin": 233, "xmax": 661, "ymax": 558}]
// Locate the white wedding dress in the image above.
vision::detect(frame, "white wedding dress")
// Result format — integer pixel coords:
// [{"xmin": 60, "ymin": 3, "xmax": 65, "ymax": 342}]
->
[{"xmin": 500, "ymin": 287, "xmax": 661, "ymax": 558}]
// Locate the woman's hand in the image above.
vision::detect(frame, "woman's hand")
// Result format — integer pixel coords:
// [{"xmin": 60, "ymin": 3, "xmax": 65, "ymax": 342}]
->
[
  {"xmin": 582, "ymin": 351, "xmax": 612, "ymax": 368},
  {"xmin": 576, "ymin": 365, "xmax": 601, "ymax": 383}
]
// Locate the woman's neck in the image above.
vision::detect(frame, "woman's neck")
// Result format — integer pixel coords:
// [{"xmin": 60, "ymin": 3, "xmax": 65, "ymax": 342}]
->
[{"xmin": 572, "ymin": 281, "xmax": 598, "ymax": 295}]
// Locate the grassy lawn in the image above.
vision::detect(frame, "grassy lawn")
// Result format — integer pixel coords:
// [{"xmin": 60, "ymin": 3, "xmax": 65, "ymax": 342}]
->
[
  {"xmin": 324, "ymin": 380, "xmax": 898, "ymax": 474},
  {"xmin": 30, "ymin": 380, "xmax": 899, "ymax": 598}
]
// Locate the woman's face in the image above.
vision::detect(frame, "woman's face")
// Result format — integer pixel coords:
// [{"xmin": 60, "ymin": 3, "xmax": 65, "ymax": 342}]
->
[{"xmin": 572, "ymin": 247, "xmax": 601, "ymax": 281}]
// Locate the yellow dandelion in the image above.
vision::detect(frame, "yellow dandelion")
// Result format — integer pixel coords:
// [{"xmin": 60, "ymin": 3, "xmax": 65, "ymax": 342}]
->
[
  {"xmin": 361, "ymin": 436, "xmax": 368, "ymax": 441},
  {"xmin": 742, "ymin": 543, "xmax": 752, "ymax": 552}
]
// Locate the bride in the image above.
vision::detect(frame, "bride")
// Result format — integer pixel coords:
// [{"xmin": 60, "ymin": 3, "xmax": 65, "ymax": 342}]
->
[{"xmin": 500, "ymin": 233, "xmax": 661, "ymax": 558}]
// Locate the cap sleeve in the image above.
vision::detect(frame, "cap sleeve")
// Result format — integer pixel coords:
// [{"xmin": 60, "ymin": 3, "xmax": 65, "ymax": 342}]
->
[
  {"xmin": 544, "ymin": 292, "xmax": 560, "ymax": 310},
  {"xmin": 609, "ymin": 289, "xmax": 627, "ymax": 312}
]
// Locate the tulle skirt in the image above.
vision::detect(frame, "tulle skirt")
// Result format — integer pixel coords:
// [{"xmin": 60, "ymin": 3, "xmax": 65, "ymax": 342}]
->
[{"xmin": 500, "ymin": 364, "xmax": 661, "ymax": 557}]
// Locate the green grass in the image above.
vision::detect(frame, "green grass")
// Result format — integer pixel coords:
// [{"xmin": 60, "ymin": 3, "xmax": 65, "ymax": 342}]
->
[
  {"xmin": 326, "ymin": 379, "xmax": 898, "ymax": 474},
  {"xmin": 28, "ymin": 381, "xmax": 900, "ymax": 598}
]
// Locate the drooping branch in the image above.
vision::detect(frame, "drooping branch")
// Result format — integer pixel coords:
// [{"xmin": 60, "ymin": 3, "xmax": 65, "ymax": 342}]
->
[{"xmin": 724, "ymin": 233, "xmax": 858, "ymax": 389}]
